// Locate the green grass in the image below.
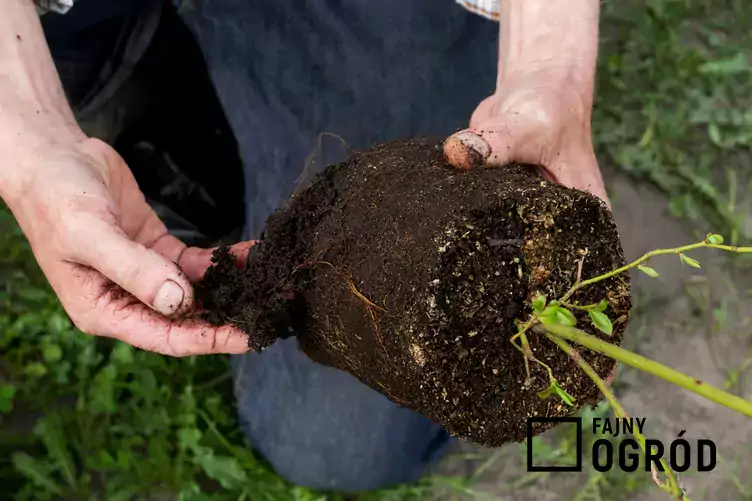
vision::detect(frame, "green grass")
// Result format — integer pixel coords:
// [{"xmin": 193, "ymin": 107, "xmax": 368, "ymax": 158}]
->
[
  {"xmin": 596, "ymin": 0, "xmax": 752, "ymax": 243},
  {"xmin": 2, "ymin": 0, "xmax": 752, "ymax": 499}
]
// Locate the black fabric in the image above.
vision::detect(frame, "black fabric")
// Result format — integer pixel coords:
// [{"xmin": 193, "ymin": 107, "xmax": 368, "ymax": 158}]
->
[
  {"xmin": 43, "ymin": 0, "xmax": 162, "ymax": 112},
  {"xmin": 114, "ymin": 5, "xmax": 245, "ymax": 245},
  {"xmin": 40, "ymin": 0, "xmax": 137, "ymax": 37}
]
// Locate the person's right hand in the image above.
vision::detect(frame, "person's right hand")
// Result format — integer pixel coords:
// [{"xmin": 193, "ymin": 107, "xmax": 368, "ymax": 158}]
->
[{"xmin": 3, "ymin": 136, "xmax": 252, "ymax": 356}]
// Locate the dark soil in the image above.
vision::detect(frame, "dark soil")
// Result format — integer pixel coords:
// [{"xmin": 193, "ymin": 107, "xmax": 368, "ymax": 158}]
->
[{"xmin": 197, "ymin": 138, "xmax": 632, "ymax": 447}]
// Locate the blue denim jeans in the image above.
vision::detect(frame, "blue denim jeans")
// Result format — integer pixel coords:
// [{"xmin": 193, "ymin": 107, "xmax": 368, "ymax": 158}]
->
[
  {"xmin": 176, "ymin": 0, "xmax": 499, "ymax": 491},
  {"xmin": 48, "ymin": 0, "xmax": 499, "ymax": 491}
]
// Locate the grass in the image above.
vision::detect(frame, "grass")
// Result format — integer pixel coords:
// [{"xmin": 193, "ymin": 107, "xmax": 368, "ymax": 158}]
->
[{"xmin": 2, "ymin": 0, "xmax": 752, "ymax": 499}]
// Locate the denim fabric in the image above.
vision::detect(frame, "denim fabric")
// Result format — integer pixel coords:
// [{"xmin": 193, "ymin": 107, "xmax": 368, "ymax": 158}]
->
[
  {"xmin": 175, "ymin": 0, "xmax": 500, "ymax": 491},
  {"xmin": 231, "ymin": 338, "xmax": 455, "ymax": 491}
]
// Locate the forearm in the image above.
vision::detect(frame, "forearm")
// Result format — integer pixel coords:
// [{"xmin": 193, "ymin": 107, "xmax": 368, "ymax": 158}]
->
[
  {"xmin": 0, "ymin": 0, "xmax": 84, "ymax": 195},
  {"xmin": 498, "ymin": 0, "xmax": 599, "ymax": 100}
]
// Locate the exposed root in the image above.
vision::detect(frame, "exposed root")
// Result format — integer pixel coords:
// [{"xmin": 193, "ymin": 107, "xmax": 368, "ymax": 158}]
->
[
  {"xmin": 347, "ymin": 279, "xmax": 387, "ymax": 352},
  {"xmin": 295, "ymin": 132, "xmax": 353, "ymax": 194},
  {"xmin": 347, "ymin": 280, "xmax": 386, "ymax": 312}
]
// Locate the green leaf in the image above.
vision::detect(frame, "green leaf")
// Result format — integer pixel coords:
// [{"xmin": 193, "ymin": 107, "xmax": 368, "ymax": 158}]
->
[
  {"xmin": 706, "ymin": 233, "xmax": 724, "ymax": 245},
  {"xmin": 539, "ymin": 305, "xmax": 577, "ymax": 327},
  {"xmin": 47, "ymin": 314, "xmax": 70, "ymax": 334},
  {"xmin": 698, "ymin": 53, "xmax": 751, "ymax": 75},
  {"xmin": 589, "ymin": 310, "xmax": 614, "ymax": 336},
  {"xmin": 708, "ymin": 122, "xmax": 722, "ymax": 146},
  {"xmin": 178, "ymin": 483, "xmax": 207, "ymax": 501},
  {"xmin": 25, "ymin": 362, "xmax": 47, "ymax": 377},
  {"xmin": 35, "ymin": 414, "xmax": 77, "ymax": 488},
  {"xmin": 0, "ymin": 384, "xmax": 17, "ymax": 414},
  {"xmin": 538, "ymin": 305, "xmax": 559, "ymax": 324},
  {"xmin": 178, "ymin": 428, "xmax": 202, "ymax": 452},
  {"xmin": 111, "ymin": 342, "xmax": 135, "ymax": 366},
  {"xmin": 196, "ymin": 453, "xmax": 249, "ymax": 490},
  {"xmin": 12, "ymin": 452, "xmax": 64, "ymax": 496},
  {"xmin": 89, "ymin": 364, "xmax": 118, "ymax": 415},
  {"xmin": 638, "ymin": 122, "xmax": 654, "ymax": 147},
  {"xmin": 42, "ymin": 344, "xmax": 63, "ymax": 363},
  {"xmin": 595, "ymin": 300, "xmax": 608, "ymax": 312},
  {"xmin": 538, "ymin": 380, "xmax": 576, "ymax": 407},
  {"xmin": 555, "ymin": 307, "xmax": 577, "ymax": 327},
  {"xmin": 680, "ymin": 253, "xmax": 702, "ymax": 269},
  {"xmin": 637, "ymin": 265, "xmax": 659, "ymax": 277},
  {"xmin": 532, "ymin": 295, "xmax": 547, "ymax": 313}
]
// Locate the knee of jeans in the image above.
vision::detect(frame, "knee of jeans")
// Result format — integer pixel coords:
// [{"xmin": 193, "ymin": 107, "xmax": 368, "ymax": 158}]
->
[
  {"xmin": 255, "ymin": 433, "xmax": 438, "ymax": 492},
  {"xmin": 229, "ymin": 343, "xmax": 453, "ymax": 492}
]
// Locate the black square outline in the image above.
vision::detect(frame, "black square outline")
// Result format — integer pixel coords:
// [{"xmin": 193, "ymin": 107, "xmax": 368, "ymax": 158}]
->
[{"xmin": 527, "ymin": 417, "xmax": 583, "ymax": 472}]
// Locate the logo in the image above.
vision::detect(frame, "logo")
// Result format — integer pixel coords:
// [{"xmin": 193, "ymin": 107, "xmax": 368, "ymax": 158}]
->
[{"xmin": 526, "ymin": 417, "xmax": 717, "ymax": 473}]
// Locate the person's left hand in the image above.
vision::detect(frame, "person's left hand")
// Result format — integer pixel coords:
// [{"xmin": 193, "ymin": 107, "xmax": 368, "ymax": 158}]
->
[{"xmin": 443, "ymin": 67, "xmax": 609, "ymax": 207}]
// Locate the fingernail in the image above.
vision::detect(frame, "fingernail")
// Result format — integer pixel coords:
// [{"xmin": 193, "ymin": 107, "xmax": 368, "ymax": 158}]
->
[
  {"xmin": 154, "ymin": 280, "xmax": 185, "ymax": 316},
  {"xmin": 444, "ymin": 131, "xmax": 490, "ymax": 169}
]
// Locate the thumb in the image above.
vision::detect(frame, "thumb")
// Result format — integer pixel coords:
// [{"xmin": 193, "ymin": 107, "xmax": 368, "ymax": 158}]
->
[
  {"xmin": 74, "ymin": 220, "xmax": 193, "ymax": 317},
  {"xmin": 444, "ymin": 125, "xmax": 517, "ymax": 171}
]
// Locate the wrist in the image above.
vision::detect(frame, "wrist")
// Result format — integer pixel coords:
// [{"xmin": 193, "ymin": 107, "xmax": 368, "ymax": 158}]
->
[
  {"xmin": 0, "ymin": 0, "xmax": 86, "ymax": 204},
  {"xmin": 0, "ymin": 112, "xmax": 86, "ymax": 206},
  {"xmin": 498, "ymin": 0, "xmax": 599, "ymax": 94}
]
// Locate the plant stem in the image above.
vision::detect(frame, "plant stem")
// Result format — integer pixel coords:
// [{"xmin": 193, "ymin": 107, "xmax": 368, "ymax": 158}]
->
[
  {"xmin": 548, "ymin": 335, "xmax": 683, "ymax": 499},
  {"xmin": 521, "ymin": 332, "xmax": 556, "ymax": 381},
  {"xmin": 511, "ymin": 318, "xmax": 539, "ymax": 379},
  {"xmin": 560, "ymin": 301, "xmax": 601, "ymax": 311},
  {"xmin": 538, "ymin": 323, "xmax": 752, "ymax": 417},
  {"xmin": 561, "ymin": 241, "xmax": 752, "ymax": 302}
]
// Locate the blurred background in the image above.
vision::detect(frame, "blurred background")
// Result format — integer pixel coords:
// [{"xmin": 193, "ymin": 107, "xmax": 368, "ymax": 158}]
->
[{"xmin": 1, "ymin": 0, "xmax": 751, "ymax": 499}]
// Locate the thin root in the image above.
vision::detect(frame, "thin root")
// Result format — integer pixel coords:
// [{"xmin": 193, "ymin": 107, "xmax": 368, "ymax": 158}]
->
[
  {"xmin": 347, "ymin": 280, "xmax": 386, "ymax": 312},
  {"xmin": 295, "ymin": 132, "xmax": 353, "ymax": 194},
  {"xmin": 347, "ymin": 279, "xmax": 387, "ymax": 350},
  {"xmin": 576, "ymin": 248, "xmax": 589, "ymax": 283}
]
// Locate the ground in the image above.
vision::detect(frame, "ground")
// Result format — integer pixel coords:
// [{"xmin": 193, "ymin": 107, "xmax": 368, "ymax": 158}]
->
[{"xmin": 1, "ymin": 1, "xmax": 751, "ymax": 500}]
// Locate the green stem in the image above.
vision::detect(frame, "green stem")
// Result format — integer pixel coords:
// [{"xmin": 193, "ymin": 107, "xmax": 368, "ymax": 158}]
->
[
  {"xmin": 562, "ymin": 241, "xmax": 752, "ymax": 302},
  {"xmin": 539, "ymin": 324, "xmax": 752, "ymax": 417},
  {"xmin": 511, "ymin": 319, "xmax": 540, "ymax": 379},
  {"xmin": 560, "ymin": 301, "xmax": 602, "ymax": 311},
  {"xmin": 198, "ymin": 410, "xmax": 243, "ymax": 457},
  {"xmin": 548, "ymin": 335, "xmax": 682, "ymax": 499}
]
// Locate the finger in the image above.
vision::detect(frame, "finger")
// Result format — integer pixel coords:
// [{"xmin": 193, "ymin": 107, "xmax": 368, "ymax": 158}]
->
[
  {"xmin": 71, "ymin": 218, "xmax": 194, "ymax": 317},
  {"xmin": 445, "ymin": 114, "xmax": 540, "ymax": 170},
  {"xmin": 443, "ymin": 130, "xmax": 493, "ymax": 170},
  {"xmin": 60, "ymin": 263, "xmax": 251, "ymax": 356},
  {"xmin": 178, "ymin": 241, "xmax": 256, "ymax": 282}
]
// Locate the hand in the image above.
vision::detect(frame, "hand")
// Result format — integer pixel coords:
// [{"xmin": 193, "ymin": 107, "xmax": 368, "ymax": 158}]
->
[
  {"xmin": 4, "ymin": 137, "xmax": 252, "ymax": 356},
  {"xmin": 444, "ymin": 67, "xmax": 609, "ymax": 207}
]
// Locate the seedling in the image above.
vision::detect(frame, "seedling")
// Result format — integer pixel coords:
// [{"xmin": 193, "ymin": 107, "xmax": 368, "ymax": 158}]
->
[{"xmin": 520, "ymin": 233, "xmax": 752, "ymax": 500}]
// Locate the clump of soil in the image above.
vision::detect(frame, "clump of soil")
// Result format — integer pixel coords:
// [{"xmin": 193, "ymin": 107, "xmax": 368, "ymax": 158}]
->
[{"xmin": 197, "ymin": 138, "xmax": 631, "ymax": 447}]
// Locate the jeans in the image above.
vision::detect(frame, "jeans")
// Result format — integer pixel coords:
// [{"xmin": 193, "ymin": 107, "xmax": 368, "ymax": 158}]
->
[
  {"xmin": 231, "ymin": 338, "xmax": 454, "ymax": 491},
  {"xmin": 48, "ymin": 0, "xmax": 499, "ymax": 491}
]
